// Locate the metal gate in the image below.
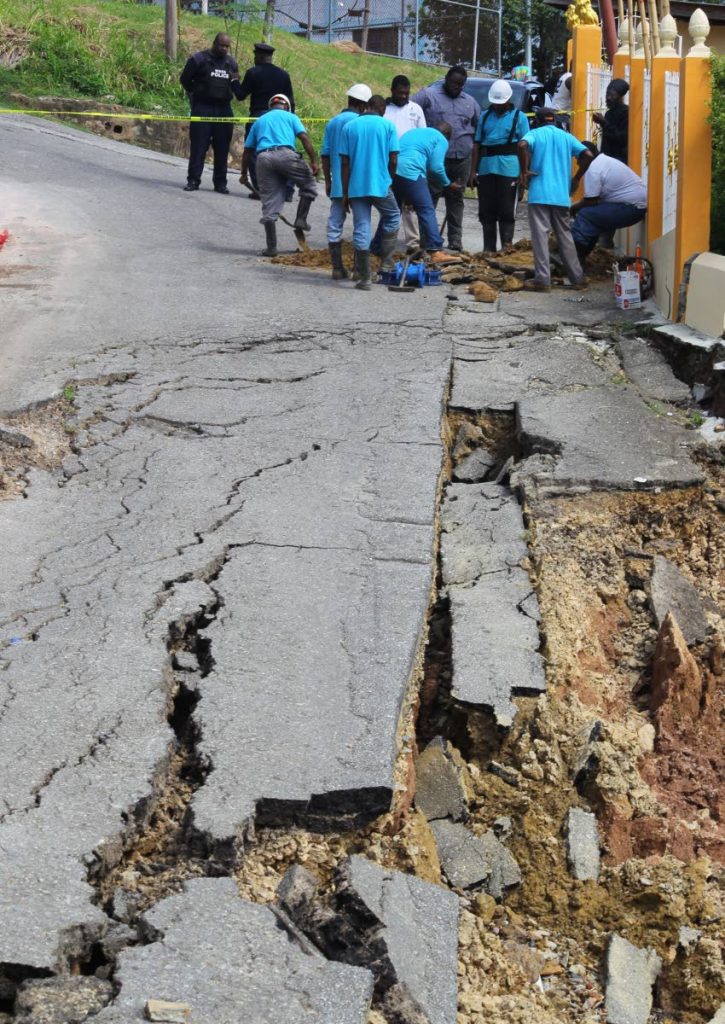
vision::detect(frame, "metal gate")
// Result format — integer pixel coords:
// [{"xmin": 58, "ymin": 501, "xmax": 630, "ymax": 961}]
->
[
  {"xmin": 586, "ymin": 62, "xmax": 612, "ymax": 142},
  {"xmin": 662, "ymin": 69, "xmax": 680, "ymax": 234},
  {"xmin": 641, "ymin": 67, "xmax": 651, "ymax": 190}
]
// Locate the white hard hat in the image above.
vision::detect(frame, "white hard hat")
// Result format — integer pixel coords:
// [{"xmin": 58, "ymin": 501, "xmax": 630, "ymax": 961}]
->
[
  {"xmin": 488, "ymin": 79, "xmax": 513, "ymax": 103},
  {"xmin": 347, "ymin": 83, "xmax": 373, "ymax": 102},
  {"xmin": 269, "ymin": 93, "xmax": 291, "ymax": 109}
]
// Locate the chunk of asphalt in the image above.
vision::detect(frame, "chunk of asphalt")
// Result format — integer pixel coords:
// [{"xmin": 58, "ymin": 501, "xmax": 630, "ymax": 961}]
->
[
  {"xmin": 516, "ymin": 387, "xmax": 704, "ymax": 493},
  {"xmin": 565, "ymin": 807, "xmax": 600, "ymax": 881},
  {"xmin": 441, "ymin": 484, "xmax": 544, "ymax": 727},
  {"xmin": 452, "ymin": 448, "xmax": 496, "ymax": 483},
  {"xmin": 429, "ymin": 819, "xmax": 521, "ymax": 897},
  {"xmin": 0, "ymin": 422, "xmax": 34, "ymax": 448},
  {"xmin": 414, "ymin": 736, "xmax": 469, "ymax": 822},
  {"xmin": 614, "ymin": 336, "xmax": 692, "ymax": 405},
  {"xmin": 95, "ymin": 878, "xmax": 374, "ymax": 1024},
  {"xmin": 650, "ymin": 555, "xmax": 709, "ymax": 645},
  {"xmin": 278, "ymin": 857, "xmax": 459, "ymax": 1024},
  {"xmin": 15, "ymin": 977, "xmax": 113, "ymax": 1023},
  {"xmin": 604, "ymin": 934, "xmax": 662, "ymax": 1024}
]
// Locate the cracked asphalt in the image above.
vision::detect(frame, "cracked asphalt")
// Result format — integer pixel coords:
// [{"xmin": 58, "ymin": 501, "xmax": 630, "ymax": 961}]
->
[{"xmin": 0, "ymin": 116, "xmax": 711, "ymax": 1021}]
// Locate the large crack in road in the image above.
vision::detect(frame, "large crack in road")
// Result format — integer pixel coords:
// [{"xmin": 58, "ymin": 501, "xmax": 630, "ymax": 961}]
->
[{"xmin": 0, "ymin": 290, "xmax": 723, "ymax": 1024}]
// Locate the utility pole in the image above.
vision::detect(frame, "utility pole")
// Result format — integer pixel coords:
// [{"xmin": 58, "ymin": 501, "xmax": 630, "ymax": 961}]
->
[
  {"xmin": 263, "ymin": 0, "xmax": 276, "ymax": 41},
  {"xmin": 165, "ymin": 0, "xmax": 178, "ymax": 60},
  {"xmin": 361, "ymin": 0, "xmax": 371, "ymax": 50},
  {"xmin": 524, "ymin": 0, "xmax": 532, "ymax": 69},
  {"xmin": 201, "ymin": 0, "xmax": 208, "ymax": 13},
  {"xmin": 471, "ymin": 0, "xmax": 480, "ymax": 70}
]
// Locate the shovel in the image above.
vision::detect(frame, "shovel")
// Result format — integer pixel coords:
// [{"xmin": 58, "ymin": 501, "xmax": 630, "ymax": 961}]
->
[{"xmin": 387, "ymin": 252, "xmax": 415, "ymax": 293}]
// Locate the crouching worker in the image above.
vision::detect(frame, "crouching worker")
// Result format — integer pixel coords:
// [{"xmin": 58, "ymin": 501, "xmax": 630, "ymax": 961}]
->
[
  {"xmin": 373, "ymin": 122, "xmax": 460, "ymax": 264},
  {"xmin": 569, "ymin": 141, "xmax": 646, "ymax": 264},
  {"xmin": 320, "ymin": 83, "xmax": 372, "ymax": 279},
  {"xmin": 340, "ymin": 94, "xmax": 400, "ymax": 291},
  {"xmin": 241, "ymin": 94, "xmax": 318, "ymax": 256}
]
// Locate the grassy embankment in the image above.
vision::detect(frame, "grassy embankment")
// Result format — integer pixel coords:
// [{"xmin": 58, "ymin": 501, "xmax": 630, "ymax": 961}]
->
[{"xmin": 0, "ymin": 0, "xmax": 443, "ymax": 149}]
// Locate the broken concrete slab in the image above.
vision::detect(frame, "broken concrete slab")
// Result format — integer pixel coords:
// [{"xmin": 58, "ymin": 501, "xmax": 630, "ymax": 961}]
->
[
  {"xmin": 96, "ymin": 879, "xmax": 374, "ymax": 1024},
  {"xmin": 0, "ymin": 421, "xmax": 34, "ymax": 447},
  {"xmin": 566, "ymin": 807, "xmax": 600, "ymax": 881},
  {"xmin": 615, "ymin": 336, "xmax": 692, "ymax": 404},
  {"xmin": 145, "ymin": 1001, "xmax": 191, "ymax": 1023},
  {"xmin": 650, "ymin": 555, "xmax": 709, "ymax": 645},
  {"xmin": 414, "ymin": 736, "xmax": 469, "ymax": 822},
  {"xmin": 429, "ymin": 819, "xmax": 521, "ymax": 897},
  {"xmin": 440, "ymin": 484, "xmax": 545, "ymax": 726},
  {"xmin": 15, "ymin": 977, "xmax": 113, "ymax": 1023},
  {"xmin": 516, "ymin": 387, "xmax": 704, "ymax": 493},
  {"xmin": 451, "ymin": 335, "xmax": 610, "ymax": 412},
  {"xmin": 452, "ymin": 448, "xmax": 496, "ymax": 483},
  {"xmin": 604, "ymin": 934, "xmax": 662, "ymax": 1024},
  {"xmin": 342, "ymin": 856, "xmax": 460, "ymax": 1024},
  {"xmin": 707, "ymin": 1005, "xmax": 725, "ymax": 1024}
]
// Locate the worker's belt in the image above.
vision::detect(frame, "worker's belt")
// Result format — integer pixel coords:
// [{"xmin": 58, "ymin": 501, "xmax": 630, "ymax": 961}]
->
[
  {"xmin": 480, "ymin": 143, "xmax": 520, "ymax": 156},
  {"xmin": 259, "ymin": 145, "xmax": 294, "ymax": 152}
]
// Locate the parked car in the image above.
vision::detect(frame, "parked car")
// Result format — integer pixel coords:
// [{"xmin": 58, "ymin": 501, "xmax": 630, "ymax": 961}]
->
[{"xmin": 431, "ymin": 76, "xmax": 545, "ymax": 114}]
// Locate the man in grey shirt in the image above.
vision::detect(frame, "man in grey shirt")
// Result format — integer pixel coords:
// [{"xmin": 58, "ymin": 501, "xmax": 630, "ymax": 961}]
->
[{"xmin": 413, "ymin": 65, "xmax": 481, "ymax": 250}]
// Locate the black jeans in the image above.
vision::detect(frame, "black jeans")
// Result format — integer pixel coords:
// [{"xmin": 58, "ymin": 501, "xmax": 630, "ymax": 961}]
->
[
  {"xmin": 477, "ymin": 173, "xmax": 518, "ymax": 251},
  {"xmin": 187, "ymin": 102, "xmax": 234, "ymax": 188},
  {"xmin": 431, "ymin": 154, "xmax": 471, "ymax": 249}
]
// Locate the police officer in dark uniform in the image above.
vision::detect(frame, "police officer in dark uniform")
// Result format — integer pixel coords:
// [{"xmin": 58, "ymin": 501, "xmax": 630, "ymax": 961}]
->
[
  {"xmin": 238, "ymin": 42, "xmax": 295, "ymax": 195},
  {"xmin": 180, "ymin": 32, "xmax": 244, "ymax": 193}
]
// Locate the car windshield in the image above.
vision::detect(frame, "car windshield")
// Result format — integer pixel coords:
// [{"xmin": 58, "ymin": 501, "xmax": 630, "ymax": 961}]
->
[{"xmin": 463, "ymin": 78, "xmax": 529, "ymax": 111}]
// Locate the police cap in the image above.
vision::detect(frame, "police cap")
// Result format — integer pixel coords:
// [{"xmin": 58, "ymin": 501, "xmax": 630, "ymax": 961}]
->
[{"xmin": 254, "ymin": 42, "xmax": 275, "ymax": 53}]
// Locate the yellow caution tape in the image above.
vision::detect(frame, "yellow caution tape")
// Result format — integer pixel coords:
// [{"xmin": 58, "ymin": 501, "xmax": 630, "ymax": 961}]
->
[{"xmin": 0, "ymin": 107, "xmax": 330, "ymax": 124}]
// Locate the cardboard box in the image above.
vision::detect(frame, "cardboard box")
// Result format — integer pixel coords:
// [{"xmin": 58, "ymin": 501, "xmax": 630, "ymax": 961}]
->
[{"xmin": 614, "ymin": 269, "xmax": 641, "ymax": 309}]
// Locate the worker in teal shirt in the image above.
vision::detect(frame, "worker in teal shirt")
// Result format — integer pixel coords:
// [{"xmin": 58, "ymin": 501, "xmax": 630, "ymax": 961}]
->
[
  {"xmin": 340, "ymin": 94, "xmax": 400, "ymax": 291},
  {"xmin": 469, "ymin": 80, "xmax": 529, "ymax": 251},
  {"xmin": 372, "ymin": 124, "xmax": 459, "ymax": 262},
  {"xmin": 241, "ymin": 94, "xmax": 318, "ymax": 256},
  {"xmin": 517, "ymin": 107, "xmax": 593, "ymax": 290},
  {"xmin": 320, "ymin": 83, "xmax": 372, "ymax": 280}
]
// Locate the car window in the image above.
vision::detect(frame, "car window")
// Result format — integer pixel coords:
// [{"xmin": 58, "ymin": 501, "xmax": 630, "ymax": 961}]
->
[{"xmin": 431, "ymin": 78, "xmax": 529, "ymax": 112}]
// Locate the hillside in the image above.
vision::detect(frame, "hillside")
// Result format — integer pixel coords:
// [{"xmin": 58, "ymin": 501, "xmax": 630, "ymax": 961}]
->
[{"xmin": 0, "ymin": 0, "xmax": 442, "ymax": 123}]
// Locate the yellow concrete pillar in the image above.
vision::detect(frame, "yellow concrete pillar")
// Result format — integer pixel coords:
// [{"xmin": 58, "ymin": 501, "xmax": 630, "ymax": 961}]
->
[
  {"xmin": 673, "ymin": 9, "xmax": 713, "ymax": 318},
  {"xmin": 571, "ymin": 24, "xmax": 603, "ymax": 143},
  {"xmin": 627, "ymin": 54, "xmax": 647, "ymax": 176},
  {"xmin": 645, "ymin": 50, "xmax": 681, "ymax": 252}
]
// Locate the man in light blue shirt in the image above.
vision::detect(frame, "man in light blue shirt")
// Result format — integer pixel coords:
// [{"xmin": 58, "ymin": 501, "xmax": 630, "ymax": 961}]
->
[
  {"xmin": 320, "ymin": 83, "xmax": 372, "ymax": 280},
  {"xmin": 340, "ymin": 94, "xmax": 401, "ymax": 291},
  {"xmin": 371, "ymin": 124, "xmax": 459, "ymax": 261},
  {"xmin": 468, "ymin": 79, "xmax": 529, "ymax": 252},
  {"xmin": 518, "ymin": 108, "xmax": 594, "ymax": 290},
  {"xmin": 241, "ymin": 94, "xmax": 318, "ymax": 256}
]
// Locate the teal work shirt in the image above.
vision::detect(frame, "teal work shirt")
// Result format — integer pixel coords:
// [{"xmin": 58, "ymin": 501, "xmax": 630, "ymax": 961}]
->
[
  {"xmin": 339, "ymin": 114, "xmax": 399, "ymax": 198},
  {"xmin": 475, "ymin": 108, "xmax": 529, "ymax": 178},
  {"xmin": 245, "ymin": 108, "xmax": 306, "ymax": 153},
  {"xmin": 320, "ymin": 109, "xmax": 358, "ymax": 199},
  {"xmin": 396, "ymin": 127, "xmax": 450, "ymax": 188},
  {"xmin": 521, "ymin": 124, "xmax": 587, "ymax": 206}
]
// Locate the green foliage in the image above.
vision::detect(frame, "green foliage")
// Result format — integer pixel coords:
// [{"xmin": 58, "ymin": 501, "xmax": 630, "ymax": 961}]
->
[
  {"xmin": 500, "ymin": 0, "xmax": 567, "ymax": 81},
  {"xmin": 710, "ymin": 55, "xmax": 725, "ymax": 255}
]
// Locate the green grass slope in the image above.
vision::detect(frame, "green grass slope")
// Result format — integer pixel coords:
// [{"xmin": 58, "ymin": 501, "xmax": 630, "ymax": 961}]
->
[{"xmin": 0, "ymin": 0, "xmax": 442, "ymax": 121}]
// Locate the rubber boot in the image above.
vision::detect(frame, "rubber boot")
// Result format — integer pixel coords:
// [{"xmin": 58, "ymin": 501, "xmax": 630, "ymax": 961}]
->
[
  {"xmin": 294, "ymin": 195, "xmax": 313, "ymax": 232},
  {"xmin": 482, "ymin": 222, "xmax": 497, "ymax": 252},
  {"xmin": 499, "ymin": 222, "xmax": 515, "ymax": 249},
  {"xmin": 262, "ymin": 221, "xmax": 277, "ymax": 257},
  {"xmin": 354, "ymin": 249, "xmax": 372, "ymax": 291},
  {"xmin": 574, "ymin": 240, "xmax": 591, "ymax": 267},
  {"xmin": 329, "ymin": 242, "xmax": 348, "ymax": 280},
  {"xmin": 379, "ymin": 230, "xmax": 399, "ymax": 273}
]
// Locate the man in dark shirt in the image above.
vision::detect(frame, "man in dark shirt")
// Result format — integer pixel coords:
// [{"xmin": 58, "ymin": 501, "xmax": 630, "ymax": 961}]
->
[
  {"xmin": 593, "ymin": 79, "xmax": 629, "ymax": 164},
  {"xmin": 179, "ymin": 32, "xmax": 243, "ymax": 193},
  {"xmin": 239, "ymin": 42, "xmax": 295, "ymax": 195}
]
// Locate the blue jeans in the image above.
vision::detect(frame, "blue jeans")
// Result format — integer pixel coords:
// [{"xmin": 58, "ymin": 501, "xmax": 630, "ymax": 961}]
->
[
  {"xmin": 372, "ymin": 175, "xmax": 442, "ymax": 253},
  {"xmin": 349, "ymin": 191, "xmax": 401, "ymax": 251},
  {"xmin": 327, "ymin": 198, "xmax": 346, "ymax": 244},
  {"xmin": 571, "ymin": 202, "xmax": 645, "ymax": 254}
]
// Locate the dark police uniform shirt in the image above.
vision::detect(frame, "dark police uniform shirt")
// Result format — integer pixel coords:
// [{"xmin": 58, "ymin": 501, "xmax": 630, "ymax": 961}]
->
[
  {"xmin": 238, "ymin": 64, "xmax": 295, "ymax": 117},
  {"xmin": 179, "ymin": 50, "xmax": 243, "ymax": 108}
]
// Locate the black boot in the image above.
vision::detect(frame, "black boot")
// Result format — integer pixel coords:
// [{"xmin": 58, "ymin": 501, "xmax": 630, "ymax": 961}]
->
[
  {"xmin": 294, "ymin": 195, "xmax": 313, "ymax": 232},
  {"xmin": 262, "ymin": 221, "xmax": 277, "ymax": 257},
  {"xmin": 378, "ymin": 230, "xmax": 399, "ymax": 273},
  {"xmin": 354, "ymin": 250, "xmax": 372, "ymax": 291},
  {"xmin": 481, "ymin": 222, "xmax": 497, "ymax": 252},
  {"xmin": 574, "ymin": 240, "xmax": 591, "ymax": 267},
  {"xmin": 329, "ymin": 242, "xmax": 348, "ymax": 280},
  {"xmin": 499, "ymin": 222, "xmax": 515, "ymax": 249}
]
